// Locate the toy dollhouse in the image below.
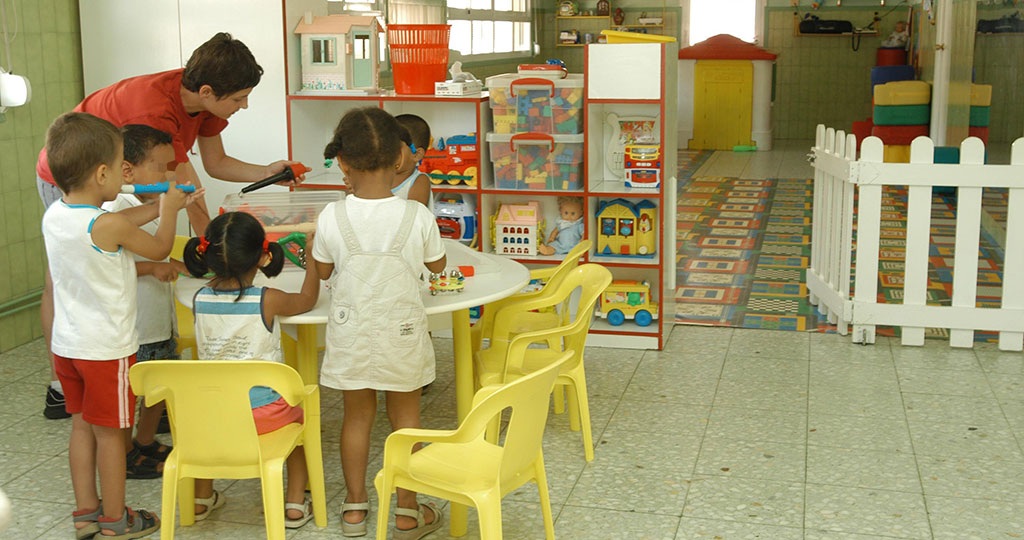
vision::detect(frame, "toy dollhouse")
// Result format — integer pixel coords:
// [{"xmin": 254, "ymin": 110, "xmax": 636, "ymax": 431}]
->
[
  {"xmin": 495, "ymin": 201, "xmax": 541, "ymax": 256},
  {"xmin": 293, "ymin": 13, "xmax": 382, "ymax": 94},
  {"xmin": 596, "ymin": 198, "xmax": 657, "ymax": 257}
]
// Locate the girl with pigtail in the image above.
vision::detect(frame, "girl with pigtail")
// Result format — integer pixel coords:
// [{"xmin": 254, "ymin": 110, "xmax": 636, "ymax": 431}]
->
[{"xmin": 182, "ymin": 211, "xmax": 322, "ymax": 529}]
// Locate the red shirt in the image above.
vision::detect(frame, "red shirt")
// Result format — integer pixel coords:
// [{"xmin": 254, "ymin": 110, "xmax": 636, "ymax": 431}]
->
[{"xmin": 37, "ymin": 69, "xmax": 229, "ymax": 185}]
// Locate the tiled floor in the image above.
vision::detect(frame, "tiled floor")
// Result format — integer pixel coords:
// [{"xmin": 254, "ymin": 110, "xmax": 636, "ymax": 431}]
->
[{"xmin": 2, "ymin": 327, "xmax": 1024, "ymax": 539}]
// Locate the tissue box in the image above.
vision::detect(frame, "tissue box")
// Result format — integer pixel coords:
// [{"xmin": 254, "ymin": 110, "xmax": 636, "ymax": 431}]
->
[{"xmin": 435, "ymin": 80, "xmax": 483, "ymax": 96}]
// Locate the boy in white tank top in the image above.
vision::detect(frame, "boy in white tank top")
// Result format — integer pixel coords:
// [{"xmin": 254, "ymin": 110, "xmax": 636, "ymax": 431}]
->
[
  {"xmin": 392, "ymin": 114, "xmax": 433, "ymax": 209},
  {"xmin": 41, "ymin": 112, "xmax": 200, "ymax": 539}
]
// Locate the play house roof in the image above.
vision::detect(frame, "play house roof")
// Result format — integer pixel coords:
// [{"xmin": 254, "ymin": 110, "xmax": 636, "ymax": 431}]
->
[
  {"xmin": 678, "ymin": 34, "xmax": 777, "ymax": 60},
  {"xmin": 596, "ymin": 198, "xmax": 656, "ymax": 218},
  {"xmin": 496, "ymin": 202, "xmax": 540, "ymax": 225},
  {"xmin": 294, "ymin": 14, "xmax": 381, "ymax": 35}
]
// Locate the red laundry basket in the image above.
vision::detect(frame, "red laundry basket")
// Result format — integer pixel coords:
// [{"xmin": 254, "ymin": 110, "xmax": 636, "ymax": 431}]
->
[{"xmin": 388, "ymin": 24, "xmax": 451, "ymax": 95}]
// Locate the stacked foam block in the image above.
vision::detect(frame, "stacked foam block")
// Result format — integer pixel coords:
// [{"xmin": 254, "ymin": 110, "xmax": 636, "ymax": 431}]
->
[
  {"xmin": 872, "ymin": 80, "xmax": 931, "ymax": 163},
  {"xmin": 969, "ymin": 83, "xmax": 992, "ymax": 145},
  {"xmin": 852, "ymin": 64, "xmax": 918, "ymax": 153}
]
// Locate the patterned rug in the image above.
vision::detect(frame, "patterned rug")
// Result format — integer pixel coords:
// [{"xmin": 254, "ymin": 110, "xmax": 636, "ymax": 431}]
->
[{"xmin": 673, "ymin": 165, "xmax": 1009, "ymax": 338}]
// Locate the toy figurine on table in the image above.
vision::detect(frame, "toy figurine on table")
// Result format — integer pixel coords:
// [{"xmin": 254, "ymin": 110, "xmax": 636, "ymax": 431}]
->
[
  {"xmin": 429, "ymin": 269, "xmax": 465, "ymax": 295},
  {"xmin": 538, "ymin": 196, "xmax": 584, "ymax": 256}
]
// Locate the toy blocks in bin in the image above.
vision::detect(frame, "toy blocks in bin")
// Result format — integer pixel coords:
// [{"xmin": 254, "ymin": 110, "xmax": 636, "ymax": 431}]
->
[
  {"xmin": 486, "ymin": 73, "xmax": 584, "ymax": 135},
  {"xmin": 487, "ymin": 132, "xmax": 584, "ymax": 191}
]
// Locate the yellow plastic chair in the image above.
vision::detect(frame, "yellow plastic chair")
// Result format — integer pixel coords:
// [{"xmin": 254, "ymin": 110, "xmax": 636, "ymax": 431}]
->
[
  {"xmin": 474, "ymin": 264, "xmax": 613, "ymax": 462},
  {"xmin": 170, "ymin": 236, "xmax": 196, "ymax": 358},
  {"xmin": 373, "ymin": 353, "xmax": 571, "ymax": 540},
  {"xmin": 129, "ymin": 360, "xmax": 328, "ymax": 540},
  {"xmin": 471, "ymin": 240, "xmax": 591, "ymax": 414}
]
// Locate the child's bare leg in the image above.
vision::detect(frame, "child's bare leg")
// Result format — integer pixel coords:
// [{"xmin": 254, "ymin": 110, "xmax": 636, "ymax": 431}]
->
[
  {"xmin": 69, "ymin": 414, "xmax": 100, "ymax": 531},
  {"xmin": 285, "ymin": 448, "xmax": 309, "ymax": 520},
  {"xmin": 340, "ymin": 389, "xmax": 376, "ymax": 524},
  {"xmin": 134, "ymin": 400, "xmax": 165, "ymax": 446},
  {"xmin": 92, "ymin": 424, "xmax": 127, "ymax": 521},
  {"xmin": 194, "ymin": 479, "xmax": 214, "ymax": 514},
  {"xmin": 385, "ymin": 389, "xmax": 436, "ymax": 531}
]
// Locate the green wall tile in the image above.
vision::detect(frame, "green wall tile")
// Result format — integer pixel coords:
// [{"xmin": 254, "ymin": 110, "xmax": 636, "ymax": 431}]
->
[
  {"xmin": 8, "ymin": 241, "xmax": 28, "ymax": 297},
  {"xmin": 19, "ymin": 0, "xmax": 41, "ymax": 33},
  {"xmin": 5, "ymin": 194, "xmax": 24, "ymax": 242}
]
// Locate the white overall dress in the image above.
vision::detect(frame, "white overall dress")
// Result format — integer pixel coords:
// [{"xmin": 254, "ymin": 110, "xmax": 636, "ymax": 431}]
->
[{"xmin": 319, "ymin": 199, "xmax": 436, "ymax": 392}]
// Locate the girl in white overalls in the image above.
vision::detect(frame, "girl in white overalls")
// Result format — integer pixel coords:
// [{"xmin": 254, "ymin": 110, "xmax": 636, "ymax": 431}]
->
[{"xmin": 311, "ymin": 108, "xmax": 447, "ymax": 539}]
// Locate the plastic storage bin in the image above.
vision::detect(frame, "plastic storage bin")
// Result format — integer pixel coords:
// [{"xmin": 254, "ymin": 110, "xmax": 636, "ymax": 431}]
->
[
  {"xmin": 487, "ymin": 132, "xmax": 584, "ymax": 191},
  {"xmin": 486, "ymin": 73, "xmax": 584, "ymax": 135},
  {"xmin": 220, "ymin": 191, "xmax": 342, "ymax": 240}
]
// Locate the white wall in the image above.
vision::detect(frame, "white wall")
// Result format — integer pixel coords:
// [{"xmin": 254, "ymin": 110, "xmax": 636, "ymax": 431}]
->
[{"xmin": 79, "ymin": 0, "xmax": 290, "ymax": 230}]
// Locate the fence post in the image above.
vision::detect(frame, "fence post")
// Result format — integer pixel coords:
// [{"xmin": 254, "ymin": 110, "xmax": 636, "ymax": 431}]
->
[
  {"xmin": 809, "ymin": 124, "xmax": 826, "ymax": 308},
  {"xmin": 999, "ymin": 138, "xmax": 1024, "ymax": 351},
  {"xmin": 852, "ymin": 137, "xmax": 884, "ymax": 344},
  {"xmin": 901, "ymin": 136, "xmax": 935, "ymax": 346},
  {"xmin": 838, "ymin": 132, "xmax": 857, "ymax": 335},
  {"xmin": 948, "ymin": 137, "xmax": 985, "ymax": 348}
]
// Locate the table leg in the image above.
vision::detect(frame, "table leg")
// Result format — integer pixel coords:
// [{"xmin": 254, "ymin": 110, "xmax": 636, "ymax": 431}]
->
[
  {"xmin": 295, "ymin": 324, "xmax": 328, "ymax": 527},
  {"xmin": 295, "ymin": 324, "xmax": 320, "ymax": 387},
  {"xmin": 450, "ymin": 308, "xmax": 472, "ymax": 537}
]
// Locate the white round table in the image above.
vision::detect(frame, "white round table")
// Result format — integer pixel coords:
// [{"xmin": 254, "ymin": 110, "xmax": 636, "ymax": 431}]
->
[{"xmin": 173, "ymin": 239, "xmax": 528, "ymax": 536}]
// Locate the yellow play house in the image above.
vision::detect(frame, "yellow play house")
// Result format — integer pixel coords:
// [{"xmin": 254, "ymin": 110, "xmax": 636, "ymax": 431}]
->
[{"xmin": 596, "ymin": 198, "xmax": 657, "ymax": 257}]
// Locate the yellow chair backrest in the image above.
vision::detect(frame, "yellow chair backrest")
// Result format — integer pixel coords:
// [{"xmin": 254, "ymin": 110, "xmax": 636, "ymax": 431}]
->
[
  {"xmin": 129, "ymin": 360, "xmax": 308, "ymax": 471},
  {"xmin": 466, "ymin": 354, "xmax": 570, "ymax": 480},
  {"xmin": 491, "ymin": 264, "xmax": 612, "ymax": 379},
  {"xmin": 476, "ymin": 239, "xmax": 592, "ymax": 340},
  {"xmin": 171, "ymin": 235, "xmax": 190, "ymax": 260}
]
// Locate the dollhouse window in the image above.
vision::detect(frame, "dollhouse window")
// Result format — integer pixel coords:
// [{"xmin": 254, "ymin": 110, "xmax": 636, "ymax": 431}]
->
[
  {"xmin": 601, "ymin": 217, "xmax": 616, "ymax": 236},
  {"xmin": 311, "ymin": 38, "xmax": 337, "ymax": 65},
  {"xmin": 618, "ymin": 218, "xmax": 634, "ymax": 237},
  {"xmin": 354, "ymin": 35, "xmax": 371, "ymax": 59}
]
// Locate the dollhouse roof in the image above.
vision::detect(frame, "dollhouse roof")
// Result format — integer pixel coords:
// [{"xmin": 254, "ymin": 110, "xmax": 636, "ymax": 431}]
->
[
  {"xmin": 294, "ymin": 14, "xmax": 381, "ymax": 35},
  {"xmin": 496, "ymin": 202, "xmax": 540, "ymax": 225},
  {"xmin": 678, "ymin": 34, "xmax": 777, "ymax": 60},
  {"xmin": 596, "ymin": 198, "xmax": 655, "ymax": 218}
]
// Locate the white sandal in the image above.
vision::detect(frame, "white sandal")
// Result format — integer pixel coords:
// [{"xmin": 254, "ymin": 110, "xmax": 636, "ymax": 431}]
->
[
  {"xmin": 393, "ymin": 502, "xmax": 443, "ymax": 540},
  {"xmin": 194, "ymin": 490, "xmax": 225, "ymax": 521},
  {"xmin": 340, "ymin": 500, "xmax": 369, "ymax": 537},
  {"xmin": 285, "ymin": 495, "xmax": 314, "ymax": 529}
]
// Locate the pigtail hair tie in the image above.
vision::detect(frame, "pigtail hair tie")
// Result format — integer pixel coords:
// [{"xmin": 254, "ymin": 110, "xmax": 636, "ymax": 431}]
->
[{"xmin": 197, "ymin": 237, "xmax": 210, "ymax": 255}]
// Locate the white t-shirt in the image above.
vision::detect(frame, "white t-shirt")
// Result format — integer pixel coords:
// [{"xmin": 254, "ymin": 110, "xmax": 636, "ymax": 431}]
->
[
  {"xmin": 312, "ymin": 196, "xmax": 445, "ymax": 270},
  {"xmin": 103, "ymin": 194, "xmax": 174, "ymax": 345},
  {"xmin": 42, "ymin": 200, "xmax": 138, "ymax": 360}
]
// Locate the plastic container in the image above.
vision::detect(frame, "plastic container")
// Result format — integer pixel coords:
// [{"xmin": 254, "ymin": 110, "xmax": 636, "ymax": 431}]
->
[
  {"xmin": 486, "ymin": 132, "xmax": 584, "ymax": 191},
  {"xmin": 388, "ymin": 25, "xmax": 451, "ymax": 95},
  {"xmin": 220, "ymin": 191, "xmax": 341, "ymax": 241},
  {"xmin": 600, "ymin": 29, "xmax": 676, "ymax": 43},
  {"xmin": 875, "ymin": 47, "xmax": 907, "ymax": 66},
  {"xmin": 486, "ymin": 73, "xmax": 584, "ymax": 135}
]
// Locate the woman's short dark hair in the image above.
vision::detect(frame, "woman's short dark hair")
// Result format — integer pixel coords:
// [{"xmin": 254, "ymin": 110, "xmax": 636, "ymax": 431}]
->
[{"xmin": 182, "ymin": 32, "xmax": 263, "ymax": 97}]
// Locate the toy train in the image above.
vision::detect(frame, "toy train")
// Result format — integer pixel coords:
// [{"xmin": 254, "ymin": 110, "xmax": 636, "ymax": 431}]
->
[{"xmin": 419, "ymin": 134, "xmax": 479, "ymax": 187}]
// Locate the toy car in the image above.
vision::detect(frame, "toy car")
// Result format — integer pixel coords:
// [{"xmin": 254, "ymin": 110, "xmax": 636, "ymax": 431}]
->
[
  {"xmin": 429, "ymin": 269, "xmax": 465, "ymax": 296},
  {"xmin": 596, "ymin": 280, "xmax": 659, "ymax": 327}
]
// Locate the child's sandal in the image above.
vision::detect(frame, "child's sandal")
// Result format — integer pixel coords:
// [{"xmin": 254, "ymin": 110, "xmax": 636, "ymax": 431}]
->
[
  {"xmin": 393, "ymin": 502, "xmax": 443, "ymax": 540},
  {"xmin": 97, "ymin": 507, "xmax": 160, "ymax": 540},
  {"xmin": 284, "ymin": 495, "xmax": 314, "ymax": 529},
  {"xmin": 340, "ymin": 501, "xmax": 369, "ymax": 537},
  {"xmin": 125, "ymin": 447, "xmax": 163, "ymax": 480},
  {"xmin": 133, "ymin": 439, "xmax": 172, "ymax": 462},
  {"xmin": 72, "ymin": 504, "xmax": 101, "ymax": 540},
  {"xmin": 194, "ymin": 490, "xmax": 226, "ymax": 521}
]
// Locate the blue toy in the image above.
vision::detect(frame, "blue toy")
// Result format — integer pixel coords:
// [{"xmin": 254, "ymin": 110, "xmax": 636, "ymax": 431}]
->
[{"xmin": 120, "ymin": 182, "xmax": 196, "ymax": 194}]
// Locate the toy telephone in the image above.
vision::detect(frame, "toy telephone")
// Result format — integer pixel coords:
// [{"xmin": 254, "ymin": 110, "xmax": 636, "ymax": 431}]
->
[{"xmin": 603, "ymin": 113, "xmax": 659, "ymax": 180}]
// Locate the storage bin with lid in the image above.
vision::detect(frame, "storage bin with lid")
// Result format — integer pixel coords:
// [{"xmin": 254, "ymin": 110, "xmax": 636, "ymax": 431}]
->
[
  {"xmin": 487, "ymin": 132, "xmax": 584, "ymax": 191},
  {"xmin": 486, "ymin": 73, "xmax": 584, "ymax": 135},
  {"xmin": 220, "ymin": 191, "xmax": 342, "ymax": 240}
]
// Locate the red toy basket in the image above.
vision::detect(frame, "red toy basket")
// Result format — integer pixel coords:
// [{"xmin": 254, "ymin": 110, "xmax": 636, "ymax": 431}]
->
[{"xmin": 387, "ymin": 24, "xmax": 451, "ymax": 95}]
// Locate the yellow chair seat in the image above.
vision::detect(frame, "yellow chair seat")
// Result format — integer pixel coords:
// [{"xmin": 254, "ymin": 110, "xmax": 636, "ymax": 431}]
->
[{"xmin": 402, "ymin": 439, "xmax": 504, "ymax": 497}]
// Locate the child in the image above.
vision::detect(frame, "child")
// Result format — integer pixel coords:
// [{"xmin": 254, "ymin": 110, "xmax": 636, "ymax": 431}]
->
[
  {"xmin": 42, "ymin": 112, "xmax": 198, "ymax": 539},
  {"xmin": 312, "ymin": 108, "xmax": 446, "ymax": 538},
  {"xmin": 392, "ymin": 114, "xmax": 433, "ymax": 208},
  {"xmin": 103, "ymin": 124, "xmax": 181, "ymax": 480},
  {"xmin": 538, "ymin": 196, "xmax": 585, "ymax": 256},
  {"xmin": 183, "ymin": 211, "xmax": 321, "ymax": 528}
]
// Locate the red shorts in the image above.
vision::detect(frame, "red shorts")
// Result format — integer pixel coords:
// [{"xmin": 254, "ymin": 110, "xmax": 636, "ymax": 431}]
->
[
  {"xmin": 54, "ymin": 354, "xmax": 136, "ymax": 429},
  {"xmin": 252, "ymin": 397, "xmax": 304, "ymax": 435}
]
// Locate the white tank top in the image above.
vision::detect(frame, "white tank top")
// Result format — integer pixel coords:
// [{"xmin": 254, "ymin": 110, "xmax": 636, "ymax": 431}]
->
[
  {"xmin": 392, "ymin": 170, "xmax": 433, "ymax": 211},
  {"xmin": 42, "ymin": 200, "xmax": 139, "ymax": 360},
  {"xmin": 193, "ymin": 286, "xmax": 283, "ymax": 408}
]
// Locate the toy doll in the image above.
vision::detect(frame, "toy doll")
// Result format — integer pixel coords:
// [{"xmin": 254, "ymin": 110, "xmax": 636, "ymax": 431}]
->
[
  {"xmin": 881, "ymin": 21, "xmax": 909, "ymax": 48},
  {"xmin": 538, "ymin": 196, "xmax": 584, "ymax": 256}
]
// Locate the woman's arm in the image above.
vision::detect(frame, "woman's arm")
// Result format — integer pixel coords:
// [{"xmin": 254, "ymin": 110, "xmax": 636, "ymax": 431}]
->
[{"xmin": 196, "ymin": 134, "xmax": 305, "ymax": 187}]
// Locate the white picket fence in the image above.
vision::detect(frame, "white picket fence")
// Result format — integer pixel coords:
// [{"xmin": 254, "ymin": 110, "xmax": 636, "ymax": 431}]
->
[{"xmin": 807, "ymin": 125, "xmax": 1024, "ymax": 351}]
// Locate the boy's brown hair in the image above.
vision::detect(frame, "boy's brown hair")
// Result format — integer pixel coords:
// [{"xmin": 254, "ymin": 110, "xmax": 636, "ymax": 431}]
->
[
  {"xmin": 46, "ymin": 112, "xmax": 122, "ymax": 193},
  {"xmin": 121, "ymin": 124, "xmax": 172, "ymax": 165},
  {"xmin": 182, "ymin": 32, "xmax": 263, "ymax": 98}
]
